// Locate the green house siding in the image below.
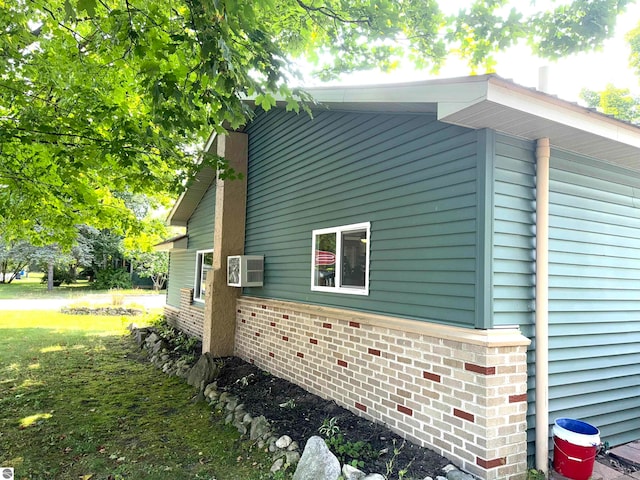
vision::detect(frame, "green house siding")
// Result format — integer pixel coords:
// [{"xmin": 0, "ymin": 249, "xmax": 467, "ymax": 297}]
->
[
  {"xmin": 547, "ymin": 149, "xmax": 640, "ymax": 448},
  {"xmin": 166, "ymin": 183, "xmax": 216, "ymax": 307},
  {"xmin": 493, "ymin": 134, "xmax": 536, "ymax": 329},
  {"xmin": 243, "ymin": 109, "xmax": 480, "ymax": 328}
]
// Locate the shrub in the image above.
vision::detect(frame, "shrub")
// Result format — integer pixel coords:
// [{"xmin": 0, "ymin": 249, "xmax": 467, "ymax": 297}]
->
[{"xmin": 94, "ymin": 268, "xmax": 132, "ymax": 289}]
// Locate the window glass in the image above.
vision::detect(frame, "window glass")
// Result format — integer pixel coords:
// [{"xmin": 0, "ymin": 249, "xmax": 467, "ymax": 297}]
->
[
  {"xmin": 314, "ymin": 232, "xmax": 336, "ymax": 287},
  {"xmin": 311, "ymin": 222, "xmax": 370, "ymax": 295},
  {"xmin": 341, "ymin": 230, "xmax": 367, "ymax": 288},
  {"xmin": 195, "ymin": 250, "xmax": 213, "ymax": 301}
]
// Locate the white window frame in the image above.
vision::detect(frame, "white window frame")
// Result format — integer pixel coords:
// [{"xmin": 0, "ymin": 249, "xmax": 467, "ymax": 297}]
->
[
  {"xmin": 194, "ymin": 249, "xmax": 214, "ymax": 303},
  {"xmin": 311, "ymin": 222, "xmax": 370, "ymax": 296}
]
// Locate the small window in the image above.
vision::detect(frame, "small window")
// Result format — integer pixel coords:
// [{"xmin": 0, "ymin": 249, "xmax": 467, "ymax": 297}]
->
[
  {"xmin": 311, "ymin": 222, "xmax": 370, "ymax": 295},
  {"xmin": 194, "ymin": 249, "xmax": 213, "ymax": 302}
]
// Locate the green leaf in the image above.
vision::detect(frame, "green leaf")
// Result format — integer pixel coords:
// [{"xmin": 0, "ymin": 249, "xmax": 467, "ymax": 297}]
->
[
  {"xmin": 63, "ymin": 0, "xmax": 76, "ymax": 19},
  {"xmin": 77, "ymin": 0, "xmax": 97, "ymax": 17}
]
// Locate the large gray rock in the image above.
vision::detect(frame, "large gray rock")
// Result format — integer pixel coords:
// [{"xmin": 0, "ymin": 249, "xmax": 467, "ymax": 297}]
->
[
  {"xmin": 292, "ymin": 436, "xmax": 341, "ymax": 480},
  {"xmin": 186, "ymin": 353, "xmax": 221, "ymax": 389},
  {"xmin": 249, "ymin": 415, "xmax": 271, "ymax": 441}
]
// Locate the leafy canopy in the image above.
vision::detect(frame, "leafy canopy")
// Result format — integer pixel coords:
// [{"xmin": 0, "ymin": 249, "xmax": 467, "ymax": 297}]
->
[
  {"xmin": 580, "ymin": 21, "xmax": 640, "ymax": 124},
  {"xmin": 0, "ymin": 0, "xmax": 633, "ymax": 242}
]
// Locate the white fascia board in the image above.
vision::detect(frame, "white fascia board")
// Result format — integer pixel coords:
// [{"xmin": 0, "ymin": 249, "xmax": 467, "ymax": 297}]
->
[
  {"xmin": 307, "ymin": 77, "xmax": 490, "ymax": 110},
  {"xmin": 482, "ymin": 80, "xmax": 640, "ymax": 148}
]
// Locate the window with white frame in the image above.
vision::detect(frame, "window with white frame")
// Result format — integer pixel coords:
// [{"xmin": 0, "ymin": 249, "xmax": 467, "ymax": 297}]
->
[
  {"xmin": 194, "ymin": 249, "xmax": 213, "ymax": 302},
  {"xmin": 311, "ymin": 222, "xmax": 370, "ymax": 295}
]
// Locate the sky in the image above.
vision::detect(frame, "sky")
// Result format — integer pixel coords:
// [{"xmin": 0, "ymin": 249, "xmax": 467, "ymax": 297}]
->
[{"xmin": 315, "ymin": 1, "xmax": 640, "ymax": 104}]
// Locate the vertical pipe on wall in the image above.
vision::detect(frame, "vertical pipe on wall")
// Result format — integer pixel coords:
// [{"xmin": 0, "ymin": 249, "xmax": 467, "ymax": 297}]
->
[{"xmin": 535, "ymin": 137, "xmax": 551, "ymax": 473}]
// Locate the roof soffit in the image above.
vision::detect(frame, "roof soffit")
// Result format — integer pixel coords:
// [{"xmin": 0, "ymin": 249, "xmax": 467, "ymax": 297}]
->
[{"xmin": 166, "ymin": 166, "xmax": 216, "ymax": 226}]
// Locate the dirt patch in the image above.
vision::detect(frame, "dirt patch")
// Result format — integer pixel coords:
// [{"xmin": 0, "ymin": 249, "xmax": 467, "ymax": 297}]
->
[{"xmin": 214, "ymin": 356, "xmax": 451, "ymax": 478}]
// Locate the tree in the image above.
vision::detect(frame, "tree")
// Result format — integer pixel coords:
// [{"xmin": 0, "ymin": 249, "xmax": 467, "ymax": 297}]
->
[
  {"xmin": 579, "ymin": 21, "xmax": 640, "ymax": 124},
  {"xmin": 580, "ymin": 84, "xmax": 640, "ymax": 124},
  {"xmin": 131, "ymin": 251, "xmax": 168, "ymax": 291},
  {"xmin": 0, "ymin": 239, "xmax": 59, "ymax": 284},
  {"xmin": 0, "ymin": 0, "xmax": 633, "ymax": 242}
]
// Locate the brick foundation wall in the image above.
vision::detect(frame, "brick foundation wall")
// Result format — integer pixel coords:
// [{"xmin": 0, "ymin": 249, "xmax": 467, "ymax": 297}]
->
[
  {"xmin": 235, "ymin": 296, "xmax": 530, "ymax": 480},
  {"xmin": 163, "ymin": 288, "xmax": 205, "ymax": 339}
]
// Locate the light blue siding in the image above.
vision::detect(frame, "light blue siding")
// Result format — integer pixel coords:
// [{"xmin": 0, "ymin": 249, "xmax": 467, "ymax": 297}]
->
[
  {"xmin": 494, "ymin": 134, "xmax": 640, "ymax": 456},
  {"xmin": 547, "ymin": 149, "xmax": 640, "ymax": 448},
  {"xmin": 243, "ymin": 108, "xmax": 480, "ymax": 328},
  {"xmin": 166, "ymin": 183, "xmax": 216, "ymax": 307}
]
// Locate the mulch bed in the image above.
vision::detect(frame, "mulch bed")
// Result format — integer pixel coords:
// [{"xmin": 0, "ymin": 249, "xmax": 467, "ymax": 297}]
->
[{"xmin": 214, "ymin": 356, "xmax": 451, "ymax": 479}]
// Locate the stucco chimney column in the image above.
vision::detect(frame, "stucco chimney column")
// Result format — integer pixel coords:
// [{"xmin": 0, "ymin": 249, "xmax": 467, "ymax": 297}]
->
[{"xmin": 202, "ymin": 132, "xmax": 248, "ymax": 356}]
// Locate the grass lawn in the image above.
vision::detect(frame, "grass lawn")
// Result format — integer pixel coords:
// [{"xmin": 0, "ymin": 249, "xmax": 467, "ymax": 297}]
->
[
  {"xmin": 0, "ymin": 311, "xmax": 276, "ymax": 480},
  {"xmin": 0, "ymin": 273, "xmax": 164, "ymax": 300}
]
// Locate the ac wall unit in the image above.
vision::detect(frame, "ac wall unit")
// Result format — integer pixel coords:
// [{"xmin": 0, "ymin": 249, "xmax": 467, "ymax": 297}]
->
[{"xmin": 227, "ymin": 255, "xmax": 264, "ymax": 287}]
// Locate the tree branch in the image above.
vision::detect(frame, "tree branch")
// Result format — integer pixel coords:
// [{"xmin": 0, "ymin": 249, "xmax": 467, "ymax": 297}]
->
[{"xmin": 295, "ymin": 0, "xmax": 371, "ymax": 26}]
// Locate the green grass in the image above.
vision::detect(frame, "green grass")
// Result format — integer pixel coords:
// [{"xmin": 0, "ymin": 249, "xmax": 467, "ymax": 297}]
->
[
  {"xmin": 0, "ymin": 311, "xmax": 276, "ymax": 480},
  {"xmin": 0, "ymin": 273, "xmax": 163, "ymax": 299}
]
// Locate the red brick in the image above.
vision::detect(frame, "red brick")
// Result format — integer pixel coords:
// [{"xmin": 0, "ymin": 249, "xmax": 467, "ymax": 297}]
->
[
  {"xmin": 509, "ymin": 393, "xmax": 528, "ymax": 403},
  {"xmin": 349, "ymin": 321, "xmax": 361, "ymax": 328},
  {"xmin": 453, "ymin": 408, "xmax": 475, "ymax": 422},
  {"xmin": 241, "ymin": 319, "xmax": 246, "ymax": 324},
  {"xmin": 237, "ymin": 309, "xmax": 241, "ymax": 313},
  {"xmin": 423, "ymin": 371, "xmax": 441, "ymax": 382},
  {"xmin": 476, "ymin": 457, "xmax": 506, "ymax": 469},
  {"xmin": 310, "ymin": 338, "xmax": 318, "ymax": 345},
  {"xmin": 337, "ymin": 359, "xmax": 348, "ymax": 368},
  {"xmin": 283, "ymin": 314, "xmax": 289, "ymax": 320},
  {"xmin": 368, "ymin": 348, "xmax": 381, "ymax": 356},
  {"xmin": 397, "ymin": 405, "xmax": 413, "ymax": 416},
  {"xmin": 269, "ymin": 352, "xmax": 275, "ymax": 358},
  {"xmin": 322, "ymin": 323, "xmax": 332, "ymax": 329},
  {"xmin": 261, "ymin": 305, "xmax": 267, "ymax": 309},
  {"xmin": 251, "ymin": 312, "xmax": 256, "ymax": 317},
  {"xmin": 465, "ymin": 363, "xmax": 496, "ymax": 375},
  {"xmin": 255, "ymin": 332, "xmax": 260, "ymax": 337},
  {"xmin": 270, "ymin": 322, "xmax": 276, "ymax": 327},
  {"xmin": 355, "ymin": 402, "xmax": 367, "ymax": 412},
  {"xmin": 282, "ymin": 336, "xmax": 289, "ymax": 342},
  {"xmin": 297, "ymin": 352, "xmax": 304, "ymax": 358}
]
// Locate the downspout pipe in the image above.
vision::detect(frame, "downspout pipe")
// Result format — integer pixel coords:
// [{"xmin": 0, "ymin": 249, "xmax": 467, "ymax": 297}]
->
[{"xmin": 535, "ymin": 138, "xmax": 551, "ymax": 473}]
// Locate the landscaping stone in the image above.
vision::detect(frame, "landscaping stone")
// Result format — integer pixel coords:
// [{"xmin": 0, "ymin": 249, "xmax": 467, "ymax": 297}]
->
[
  {"xmin": 132, "ymin": 327, "xmax": 151, "ymax": 345},
  {"xmin": 270, "ymin": 458, "xmax": 285, "ymax": 473},
  {"xmin": 276, "ymin": 435, "xmax": 293, "ymax": 449},
  {"xmin": 443, "ymin": 465, "xmax": 475, "ymax": 480},
  {"xmin": 249, "ymin": 415, "xmax": 271, "ymax": 441},
  {"xmin": 285, "ymin": 450, "xmax": 301, "ymax": 466},
  {"xmin": 61, "ymin": 306, "xmax": 143, "ymax": 316},
  {"xmin": 363, "ymin": 475, "xmax": 386, "ymax": 480},
  {"xmin": 186, "ymin": 353, "xmax": 221, "ymax": 389},
  {"xmin": 292, "ymin": 436, "xmax": 341, "ymax": 480},
  {"xmin": 342, "ymin": 463, "xmax": 366, "ymax": 480}
]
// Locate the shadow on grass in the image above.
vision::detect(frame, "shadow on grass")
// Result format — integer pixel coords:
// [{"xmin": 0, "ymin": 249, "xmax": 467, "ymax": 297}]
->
[{"xmin": 0, "ymin": 326, "xmax": 274, "ymax": 480}]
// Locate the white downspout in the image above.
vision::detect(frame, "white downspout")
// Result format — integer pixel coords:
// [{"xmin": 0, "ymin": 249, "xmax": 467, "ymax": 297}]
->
[{"xmin": 535, "ymin": 138, "xmax": 551, "ymax": 473}]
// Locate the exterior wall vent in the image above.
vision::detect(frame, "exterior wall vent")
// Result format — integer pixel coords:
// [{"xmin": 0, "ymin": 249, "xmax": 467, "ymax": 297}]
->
[{"xmin": 227, "ymin": 255, "xmax": 264, "ymax": 287}]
